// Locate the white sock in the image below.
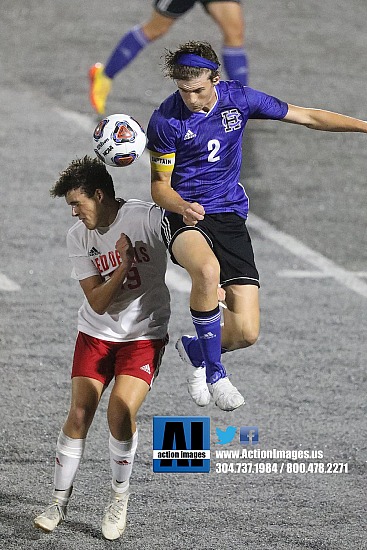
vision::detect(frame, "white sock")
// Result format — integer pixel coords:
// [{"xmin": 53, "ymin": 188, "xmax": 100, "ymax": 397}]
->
[
  {"xmin": 53, "ymin": 430, "xmax": 85, "ymax": 505},
  {"xmin": 109, "ymin": 430, "xmax": 138, "ymax": 494}
]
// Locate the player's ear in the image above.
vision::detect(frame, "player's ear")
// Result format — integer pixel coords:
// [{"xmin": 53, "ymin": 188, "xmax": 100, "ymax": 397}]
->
[
  {"xmin": 212, "ymin": 75, "xmax": 220, "ymax": 85},
  {"xmin": 95, "ymin": 189, "xmax": 104, "ymax": 202}
]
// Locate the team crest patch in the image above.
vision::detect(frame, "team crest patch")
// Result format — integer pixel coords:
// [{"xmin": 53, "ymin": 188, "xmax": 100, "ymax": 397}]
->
[{"xmin": 221, "ymin": 109, "xmax": 242, "ymax": 132}]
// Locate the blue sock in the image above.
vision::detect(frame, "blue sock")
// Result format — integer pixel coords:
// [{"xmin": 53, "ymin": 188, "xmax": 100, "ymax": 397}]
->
[
  {"xmin": 183, "ymin": 337, "xmax": 203, "ymax": 367},
  {"xmin": 105, "ymin": 25, "xmax": 150, "ymax": 79},
  {"xmin": 185, "ymin": 341, "xmax": 229, "ymax": 363},
  {"xmin": 222, "ymin": 46, "xmax": 249, "ymax": 86},
  {"xmin": 191, "ymin": 307, "xmax": 226, "ymax": 384}
]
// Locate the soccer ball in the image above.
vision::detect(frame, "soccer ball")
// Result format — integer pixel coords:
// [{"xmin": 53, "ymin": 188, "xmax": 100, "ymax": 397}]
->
[{"xmin": 92, "ymin": 113, "xmax": 147, "ymax": 167}]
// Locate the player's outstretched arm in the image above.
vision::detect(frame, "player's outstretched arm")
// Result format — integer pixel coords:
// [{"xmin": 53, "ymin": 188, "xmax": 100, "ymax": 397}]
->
[
  {"xmin": 282, "ymin": 104, "xmax": 367, "ymax": 132},
  {"xmin": 151, "ymin": 169, "xmax": 205, "ymax": 226},
  {"xmin": 79, "ymin": 233, "xmax": 134, "ymax": 315}
]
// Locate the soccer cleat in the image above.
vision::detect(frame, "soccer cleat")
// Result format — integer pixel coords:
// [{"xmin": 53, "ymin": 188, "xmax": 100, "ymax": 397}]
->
[
  {"xmin": 175, "ymin": 336, "xmax": 211, "ymax": 406},
  {"xmin": 34, "ymin": 502, "xmax": 66, "ymax": 533},
  {"xmin": 101, "ymin": 490, "xmax": 130, "ymax": 541},
  {"xmin": 209, "ymin": 377, "xmax": 245, "ymax": 412},
  {"xmin": 88, "ymin": 63, "xmax": 112, "ymax": 115},
  {"xmin": 187, "ymin": 364, "xmax": 211, "ymax": 407}
]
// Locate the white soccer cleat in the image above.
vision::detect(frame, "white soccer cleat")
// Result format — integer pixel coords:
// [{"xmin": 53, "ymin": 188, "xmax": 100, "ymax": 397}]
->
[
  {"xmin": 175, "ymin": 336, "xmax": 211, "ymax": 406},
  {"xmin": 102, "ymin": 490, "xmax": 130, "ymax": 541},
  {"xmin": 209, "ymin": 377, "xmax": 245, "ymax": 411},
  {"xmin": 187, "ymin": 364, "xmax": 211, "ymax": 407},
  {"xmin": 34, "ymin": 502, "xmax": 66, "ymax": 533}
]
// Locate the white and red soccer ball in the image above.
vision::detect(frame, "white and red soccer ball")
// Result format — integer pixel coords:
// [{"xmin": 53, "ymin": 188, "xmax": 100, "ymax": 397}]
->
[{"xmin": 92, "ymin": 113, "xmax": 147, "ymax": 167}]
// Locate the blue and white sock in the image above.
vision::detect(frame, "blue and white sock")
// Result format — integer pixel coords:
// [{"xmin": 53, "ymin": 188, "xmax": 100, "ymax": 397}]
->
[{"xmin": 191, "ymin": 307, "xmax": 226, "ymax": 384}]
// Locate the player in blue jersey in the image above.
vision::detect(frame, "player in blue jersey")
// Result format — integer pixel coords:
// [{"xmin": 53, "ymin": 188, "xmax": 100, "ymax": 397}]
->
[
  {"xmin": 147, "ymin": 40, "xmax": 367, "ymax": 412},
  {"xmin": 89, "ymin": 0, "xmax": 248, "ymax": 115}
]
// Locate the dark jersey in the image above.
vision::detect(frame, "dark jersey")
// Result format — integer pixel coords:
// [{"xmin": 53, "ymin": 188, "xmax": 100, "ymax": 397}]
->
[{"xmin": 147, "ymin": 80, "xmax": 288, "ymax": 219}]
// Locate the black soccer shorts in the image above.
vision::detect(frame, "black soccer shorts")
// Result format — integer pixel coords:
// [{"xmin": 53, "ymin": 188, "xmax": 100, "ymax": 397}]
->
[
  {"xmin": 154, "ymin": 0, "xmax": 241, "ymax": 19},
  {"xmin": 162, "ymin": 211, "xmax": 259, "ymax": 287}
]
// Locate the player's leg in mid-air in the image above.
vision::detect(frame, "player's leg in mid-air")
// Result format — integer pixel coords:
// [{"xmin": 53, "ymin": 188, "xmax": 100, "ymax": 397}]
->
[
  {"xmin": 174, "ymin": 214, "xmax": 259, "ymax": 411},
  {"xmin": 172, "ymin": 228, "xmax": 245, "ymax": 412},
  {"xmin": 89, "ymin": 0, "xmax": 196, "ymax": 114},
  {"xmin": 217, "ymin": 216, "xmax": 260, "ymax": 352},
  {"xmin": 203, "ymin": 0, "xmax": 249, "ymax": 85},
  {"xmin": 220, "ymin": 284, "xmax": 260, "ymax": 351}
]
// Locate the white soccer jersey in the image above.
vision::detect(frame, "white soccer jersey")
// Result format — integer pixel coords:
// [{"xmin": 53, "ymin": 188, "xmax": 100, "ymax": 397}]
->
[{"xmin": 66, "ymin": 199, "xmax": 170, "ymax": 342}]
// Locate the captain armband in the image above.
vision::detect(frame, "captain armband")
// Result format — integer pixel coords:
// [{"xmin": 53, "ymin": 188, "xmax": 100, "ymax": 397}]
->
[{"xmin": 149, "ymin": 150, "xmax": 175, "ymax": 172}]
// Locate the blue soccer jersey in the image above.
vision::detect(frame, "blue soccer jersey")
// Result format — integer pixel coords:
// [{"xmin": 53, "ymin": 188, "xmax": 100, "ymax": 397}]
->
[{"xmin": 147, "ymin": 80, "xmax": 288, "ymax": 219}]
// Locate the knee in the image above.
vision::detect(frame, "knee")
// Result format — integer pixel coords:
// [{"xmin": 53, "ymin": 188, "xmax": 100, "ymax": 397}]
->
[
  {"xmin": 201, "ymin": 261, "xmax": 220, "ymax": 286},
  {"xmin": 236, "ymin": 332, "xmax": 259, "ymax": 350},
  {"xmin": 243, "ymin": 328, "xmax": 259, "ymax": 347},
  {"xmin": 241, "ymin": 320, "xmax": 260, "ymax": 347},
  {"xmin": 191, "ymin": 261, "xmax": 220, "ymax": 291}
]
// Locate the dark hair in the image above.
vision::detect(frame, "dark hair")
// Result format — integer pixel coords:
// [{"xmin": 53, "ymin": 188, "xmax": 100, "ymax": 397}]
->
[
  {"xmin": 164, "ymin": 41, "xmax": 220, "ymax": 81},
  {"xmin": 50, "ymin": 155, "xmax": 115, "ymax": 199}
]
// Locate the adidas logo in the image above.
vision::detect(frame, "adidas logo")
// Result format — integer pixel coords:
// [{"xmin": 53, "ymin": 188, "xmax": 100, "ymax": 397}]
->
[
  {"xmin": 140, "ymin": 364, "xmax": 151, "ymax": 374},
  {"xmin": 200, "ymin": 332, "xmax": 216, "ymax": 340},
  {"xmin": 88, "ymin": 246, "xmax": 101, "ymax": 257},
  {"xmin": 184, "ymin": 129, "xmax": 196, "ymax": 140}
]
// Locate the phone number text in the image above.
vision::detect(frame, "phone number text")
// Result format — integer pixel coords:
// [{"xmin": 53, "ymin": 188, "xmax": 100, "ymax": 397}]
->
[{"xmin": 215, "ymin": 462, "xmax": 349, "ymax": 474}]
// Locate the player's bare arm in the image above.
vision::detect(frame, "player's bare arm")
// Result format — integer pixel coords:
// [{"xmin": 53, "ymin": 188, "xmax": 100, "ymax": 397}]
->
[
  {"xmin": 79, "ymin": 233, "xmax": 134, "ymax": 315},
  {"xmin": 151, "ymin": 167, "xmax": 205, "ymax": 226},
  {"xmin": 283, "ymin": 104, "xmax": 367, "ymax": 132}
]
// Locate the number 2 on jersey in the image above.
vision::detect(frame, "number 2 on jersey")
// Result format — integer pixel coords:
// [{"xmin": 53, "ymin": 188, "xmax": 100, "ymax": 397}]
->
[{"xmin": 208, "ymin": 139, "xmax": 220, "ymax": 163}]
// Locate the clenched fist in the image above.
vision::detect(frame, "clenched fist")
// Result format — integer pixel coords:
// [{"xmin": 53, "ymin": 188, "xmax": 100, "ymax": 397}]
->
[{"xmin": 115, "ymin": 233, "xmax": 135, "ymax": 268}]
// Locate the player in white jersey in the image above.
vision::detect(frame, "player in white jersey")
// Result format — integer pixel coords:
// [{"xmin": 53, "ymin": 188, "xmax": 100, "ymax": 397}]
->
[
  {"xmin": 34, "ymin": 156, "xmax": 170, "ymax": 541},
  {"xmin": 147, "ymin": 40, "xmax": 367, "ymax": 412}
]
